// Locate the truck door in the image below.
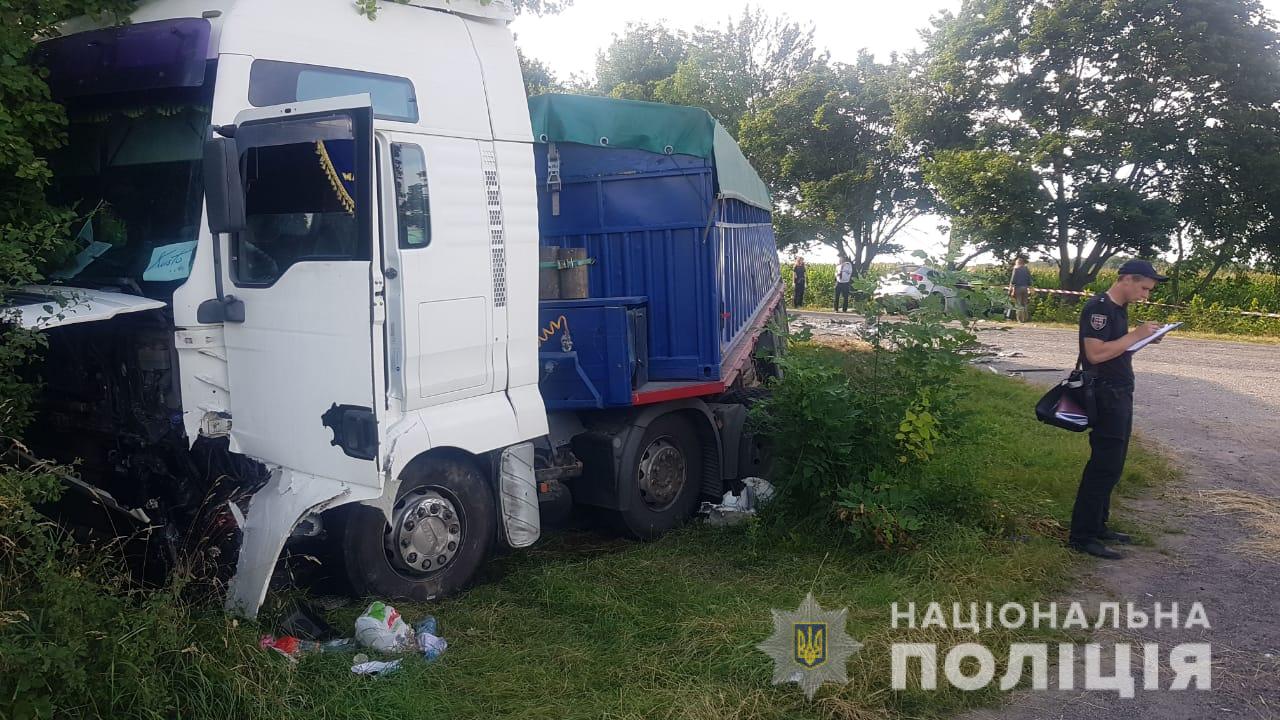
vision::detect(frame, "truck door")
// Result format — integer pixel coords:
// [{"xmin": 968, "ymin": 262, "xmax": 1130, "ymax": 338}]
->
[{"xmin": 218, "ymin": 96, "xmax": 382, "ymax": 487}]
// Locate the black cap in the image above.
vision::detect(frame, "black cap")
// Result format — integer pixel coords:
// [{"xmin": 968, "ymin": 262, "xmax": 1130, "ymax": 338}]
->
[{"xmin": 1117, "ymin": 259, "xmax": 1167, "ymax": 282}]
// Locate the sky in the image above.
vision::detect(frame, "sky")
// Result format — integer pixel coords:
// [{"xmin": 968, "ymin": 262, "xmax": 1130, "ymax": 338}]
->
[{"xmin": 512, "ymin": 0, "xmax": 1280, "ymax": 265}]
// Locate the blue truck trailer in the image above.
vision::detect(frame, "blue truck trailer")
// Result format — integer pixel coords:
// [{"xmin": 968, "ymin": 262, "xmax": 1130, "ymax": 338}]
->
[{"xmin": 529, "ymin": 95, "xmax": 785, "ymax": 538}]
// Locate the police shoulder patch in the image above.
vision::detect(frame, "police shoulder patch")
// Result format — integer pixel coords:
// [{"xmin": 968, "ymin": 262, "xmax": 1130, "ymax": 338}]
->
[{"xmin": 1090, "ymin": 313, "xmax": 1107, "ymax": 331}]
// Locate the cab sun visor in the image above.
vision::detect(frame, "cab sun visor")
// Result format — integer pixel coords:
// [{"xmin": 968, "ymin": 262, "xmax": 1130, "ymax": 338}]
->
[{"xmin": 36, "ymin": 18, "xmax": 211, "ymax": 100}]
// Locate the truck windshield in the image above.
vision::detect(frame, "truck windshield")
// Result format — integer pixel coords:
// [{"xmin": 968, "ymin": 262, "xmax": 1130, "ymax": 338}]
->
[{"xmin": 45, "ymin": 81, "xmax": 212, "ymax": 299}]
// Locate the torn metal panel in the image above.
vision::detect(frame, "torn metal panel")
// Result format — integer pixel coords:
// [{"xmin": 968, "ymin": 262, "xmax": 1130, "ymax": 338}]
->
[{"xmin": 225, "ymin": 466, "xmax": 380, "ymax": 619}]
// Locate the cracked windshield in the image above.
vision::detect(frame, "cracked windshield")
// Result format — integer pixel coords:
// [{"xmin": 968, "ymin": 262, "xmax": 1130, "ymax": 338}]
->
[{"xmin": 47, "ymin": 87, "xmax": 211, "ymax": 299}]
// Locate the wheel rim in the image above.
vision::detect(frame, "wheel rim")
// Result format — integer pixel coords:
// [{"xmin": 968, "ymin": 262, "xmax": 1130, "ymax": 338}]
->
[
  {"xmin": 384, "ymin": 487, "xmax": 464, "ymax": 577},
  {"xmin": 637, "ymin": 437, "xmax": 687, "ymax": 511}
]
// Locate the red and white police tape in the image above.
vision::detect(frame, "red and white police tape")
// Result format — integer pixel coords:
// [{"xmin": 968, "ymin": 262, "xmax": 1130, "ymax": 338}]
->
[{"xmin": 1027, "ymin": 287, "xmax": 1280, "ymax": 320}]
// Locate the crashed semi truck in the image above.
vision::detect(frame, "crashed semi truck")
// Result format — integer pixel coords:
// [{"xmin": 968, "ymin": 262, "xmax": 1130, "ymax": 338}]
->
[{"xmin": 10, "ymin": 0, "xmax": 783, "ymax": 617}]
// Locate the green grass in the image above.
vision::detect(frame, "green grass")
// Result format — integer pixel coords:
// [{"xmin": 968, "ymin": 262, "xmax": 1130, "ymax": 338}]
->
[
  {"xmin": 188, "ymin": 364, "xmax": 1175, "ymax": 720},
  {"xmin": 47, "ymin": 359, "xmax": 1174, "ymax": 720}
]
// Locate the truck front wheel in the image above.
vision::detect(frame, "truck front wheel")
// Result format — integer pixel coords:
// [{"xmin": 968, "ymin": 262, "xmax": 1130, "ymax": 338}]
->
[
  {"xmin": 609, "ymin": 414, "xmax": 702, "ymax": 540},
  {"xmin": 341, "ymin": 456, "xmax": 494, "ymax": 601}
]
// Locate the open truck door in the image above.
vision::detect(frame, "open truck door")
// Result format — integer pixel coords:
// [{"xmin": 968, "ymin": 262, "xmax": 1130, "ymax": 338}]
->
[
  {"xmin": 203, "ymin": 95, "xmax": 382, "ymax": 486},
  {"xmin": 201, "ymin": 95, "xmax": 385, "ymax": 616}
]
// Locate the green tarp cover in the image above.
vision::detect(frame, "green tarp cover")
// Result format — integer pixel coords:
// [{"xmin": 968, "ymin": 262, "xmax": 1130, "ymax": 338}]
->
[{"xmin": 528, "ymin": 93, "xmax": 773, "ymax": 212}]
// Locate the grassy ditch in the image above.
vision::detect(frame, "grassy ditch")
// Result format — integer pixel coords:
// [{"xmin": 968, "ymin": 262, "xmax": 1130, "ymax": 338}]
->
[{"xmin": 3, "ymin": 346, "xmax": 1175, "ymax": 720}]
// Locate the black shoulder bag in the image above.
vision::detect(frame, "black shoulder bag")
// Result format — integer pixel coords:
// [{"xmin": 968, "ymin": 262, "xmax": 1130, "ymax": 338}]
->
[{"xmin": 1034, "ymin": 352, "xmax": 1096, "ymax": 432}]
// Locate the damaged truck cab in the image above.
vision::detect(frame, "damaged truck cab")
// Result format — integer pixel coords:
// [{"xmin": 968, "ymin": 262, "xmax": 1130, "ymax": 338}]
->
[{"xmin": 15, "ymin": 0, "xmax": 783, "ymax": 618}]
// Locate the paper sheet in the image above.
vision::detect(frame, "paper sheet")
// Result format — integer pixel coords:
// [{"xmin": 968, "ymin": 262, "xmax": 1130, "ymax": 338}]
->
[
  {"xmin": 1127, "ymin": 322, "xmax": 1183, "ymax": 352},
  {"xmin": 142, "ymin": 240, "xmax": 198, "ymax": 282}
]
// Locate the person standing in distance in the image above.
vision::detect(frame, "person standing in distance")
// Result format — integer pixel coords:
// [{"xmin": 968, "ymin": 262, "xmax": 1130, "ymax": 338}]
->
[
  {"xmin": 1069, "ymin": 259, "xmax": 1166, "ymax": 559},
  {"xmin": 793, "ymin": 256, "xmax": 807, "ymax": 308},
  {"xmin": 834, "ymin": 253, "xmax": 854, "ymax": 313},
  {"xmin": 1008, "ymin": 257, "xmax": 1033, "ymax": 322}
]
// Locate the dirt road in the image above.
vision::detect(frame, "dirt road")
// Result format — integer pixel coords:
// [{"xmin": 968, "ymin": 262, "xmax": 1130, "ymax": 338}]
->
[
  {"xmin": 791, "ymin": 312, "xmax": 1279, "ymax": 717},
  {"xmin": 964, "ymin": 324, "xmax": 1280, "ymax": 720}
]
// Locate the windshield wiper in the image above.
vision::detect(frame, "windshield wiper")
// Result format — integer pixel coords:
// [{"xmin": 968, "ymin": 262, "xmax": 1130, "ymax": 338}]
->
[{"xmin": 51, "ymin": 276, "xmax": 144, "ymax": 296}]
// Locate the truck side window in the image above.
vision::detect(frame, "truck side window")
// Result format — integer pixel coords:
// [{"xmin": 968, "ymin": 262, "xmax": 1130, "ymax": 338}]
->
[
  {"xmin": 391, "ymin": 143, "xmax": 431, "ymax": 248},
  {"xmin": 234, "ymin": 116, "xmax": 368, "ymax": 286},
  {"xmin": 249, "ymin": 60, "xmax": 418, "ymax": 123}
]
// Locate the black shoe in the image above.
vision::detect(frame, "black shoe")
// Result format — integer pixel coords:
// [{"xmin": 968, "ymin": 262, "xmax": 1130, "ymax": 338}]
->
[
  {"xmin": 1099, "ymin": 530, "xmax": 1132, "ymax": 545},
  {"xmin": 1068, "ymin": 540, "xmax": 1124, "ymax": 559}
]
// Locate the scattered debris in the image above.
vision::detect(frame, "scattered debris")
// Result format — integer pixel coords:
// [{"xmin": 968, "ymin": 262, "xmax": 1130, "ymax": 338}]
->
[
  {"xmin": 351, "ymin": 658, "xmax": 402, "ymax": 676},
  {"xmin": 278, "ymin": 602, "xmax": 336, "ymax": 641},
  {"xmin": 355, "ymin": 601, "xmax": 417, "ymax": 653},
  {"xmin": 415, "ymin": 617, "xmax": 448, "ymax": 661},
  {"xmin": 699, "ymin": 477, "xmax": 776, "ymax": 526},
  {"xmin": 259, "ymin": 634, "xmax": 356, "ymax": 660},
  {"xmin": 789, "ymin": 316, "xmax": 865, "ymax": 338}
]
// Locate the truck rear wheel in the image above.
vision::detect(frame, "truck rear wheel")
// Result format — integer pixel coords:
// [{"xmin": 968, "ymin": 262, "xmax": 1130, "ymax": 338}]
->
[
  {"xmin": 609, "ymin": 414, "xmax": 702, "ymax": 540},
  {"xmin": 340, "ymin": 456, "xmax": 494, "ymax": 601}
]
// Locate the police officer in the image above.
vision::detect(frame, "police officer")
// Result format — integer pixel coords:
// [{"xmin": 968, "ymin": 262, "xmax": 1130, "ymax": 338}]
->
[{"xmin": 1069, "ymin": 259, "xmax": 1166, "ymax": 559}]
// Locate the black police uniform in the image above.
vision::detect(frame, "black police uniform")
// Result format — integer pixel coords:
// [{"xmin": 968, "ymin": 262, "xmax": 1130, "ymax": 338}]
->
[
  {"xmin": 793, "ymin": 263, "xmax": 807, "ymax": 308},
  {"xmin": 1069, "ymin": 292, "xmax": 1134, "ymax": 546}
]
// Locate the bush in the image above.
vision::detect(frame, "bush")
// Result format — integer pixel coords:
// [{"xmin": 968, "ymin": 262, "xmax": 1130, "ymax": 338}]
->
[{"xmin": 753, "ymin": 296, "xmax": 996, "ymax": 549}]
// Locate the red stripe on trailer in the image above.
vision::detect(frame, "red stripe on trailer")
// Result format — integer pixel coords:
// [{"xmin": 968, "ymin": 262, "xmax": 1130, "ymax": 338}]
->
[
  {"xmin": 719, "ymin": 284, "xmax": 785, "ymax": 389},
  {"xmin": 632, "ymin": 381, "xmax": 727, "ymax": 406}
]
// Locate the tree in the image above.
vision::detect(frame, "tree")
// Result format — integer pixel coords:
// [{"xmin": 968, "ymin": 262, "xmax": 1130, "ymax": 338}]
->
[
  {"xmin": 359, "ymin": 0, "xmax": 571, "ymax": 18},
  {"xmin": 518, "ymin": 47, "xmax": 563, "ymax": 97},
  {"xmin": 653, "ymin": 8, "xmax": 825, "ymax": 134},
  {"xmin": 908, "ymin": 0, "xmax": 1280, "ymax": 290},
  {"xmin": 593, "ymin": 22, "xmax": 689, "ymax": 101},
  {"xmin": 923, "ymin": 149, "xmax": 1048, "ymax": 268},
  {"xmin": 1, "ymin": 0, "xmax": 133, "ymax": 426},
  {"xmin": 739, "ymin": 57, "xmax": 930, "ymax": 275}
]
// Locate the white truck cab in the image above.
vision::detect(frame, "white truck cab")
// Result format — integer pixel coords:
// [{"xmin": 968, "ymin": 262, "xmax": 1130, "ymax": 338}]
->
[{"xmin": 22, "ymin": 0, "xmax": 547, "ymax": 617}]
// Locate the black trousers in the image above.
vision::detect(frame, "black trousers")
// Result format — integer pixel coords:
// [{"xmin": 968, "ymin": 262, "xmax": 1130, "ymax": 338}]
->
[
  {"xmin": 834, "ymin": 282, "xmax": 851, "ymax": 312},
  {"xmin": 1069, "ymin": 381, "xmax": 1134, "ymax": 544},
  {"xmin": 794, "ymin": 281, "xmax": 806, "ymax": 309}
]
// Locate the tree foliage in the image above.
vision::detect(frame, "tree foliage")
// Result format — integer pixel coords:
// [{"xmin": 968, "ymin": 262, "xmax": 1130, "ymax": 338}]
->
[
  {"xmin": 591, "ymin": 14, "xmax": 918, "ymax": 272},
  {"xmin": 518, "ymin": 46, "xmax": 564, "ymax": 97},
  {"xmin": 358, "ymin": 0, "xmax": 571, "ymax": 19},
  {"xmin": 908, "ymin": 0, "xmax": 1280, "ymax": 289},
  {"xmin": 593, "ymin": 22, "xmax": 689, "ymax": 101},
  {"xmin": 0, "ymin": 0, "xmax": 133, "ymax": 430},
  {"xmin": 649, "ymin": 8, "xmax": 825, "ymax": 134},
  {"xmin": 739, "ymin": 57, "xmax": 930, "ymax": 275}
]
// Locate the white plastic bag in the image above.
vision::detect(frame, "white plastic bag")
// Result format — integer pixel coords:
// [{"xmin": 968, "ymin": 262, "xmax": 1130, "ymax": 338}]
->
[{"xmin": 354, "ymin": 601, "xmax": 415, "ymax": 653}]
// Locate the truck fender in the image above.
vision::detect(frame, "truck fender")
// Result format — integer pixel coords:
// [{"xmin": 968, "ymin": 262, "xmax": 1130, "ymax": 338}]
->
[
  {"xmin": 225, "ymin": 467, "xmax": 380, "ymax": 619},
  {"xmin": 572, "ymin": 399, "xmax": 723, "ymax": 511},
  {"xmin": 382, "ymin": 393, "xmax": 525, "ymax": 484}
]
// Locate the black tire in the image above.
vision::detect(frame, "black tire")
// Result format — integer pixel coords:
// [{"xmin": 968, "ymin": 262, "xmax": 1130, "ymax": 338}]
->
[
  {"xmin": 715, "ymin": 387, "xmax": 776, "ymax": 483},
  {"xmin": 609, "ymin": 414, "xmax": 703, "ymax": 540},
  {"xmin": 753, "ymin": 329, "xmax": 783, "ymax": 382},
  {"xmin": 717, "ymin": 386, "xmax": 772, "ymax": 406},
  {"xmin": 753, "ymin": 303, "xmax": 788, "ymax": 382},
  {"xmin": 341, "ymin": 455, "xmax": 494, "ymax": 602}
]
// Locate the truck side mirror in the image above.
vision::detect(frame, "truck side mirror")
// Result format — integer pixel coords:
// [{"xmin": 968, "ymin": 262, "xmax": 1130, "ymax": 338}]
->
[{"xmin": 203, "ymin": 135, "xmax": 246, "ymax": 234}]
